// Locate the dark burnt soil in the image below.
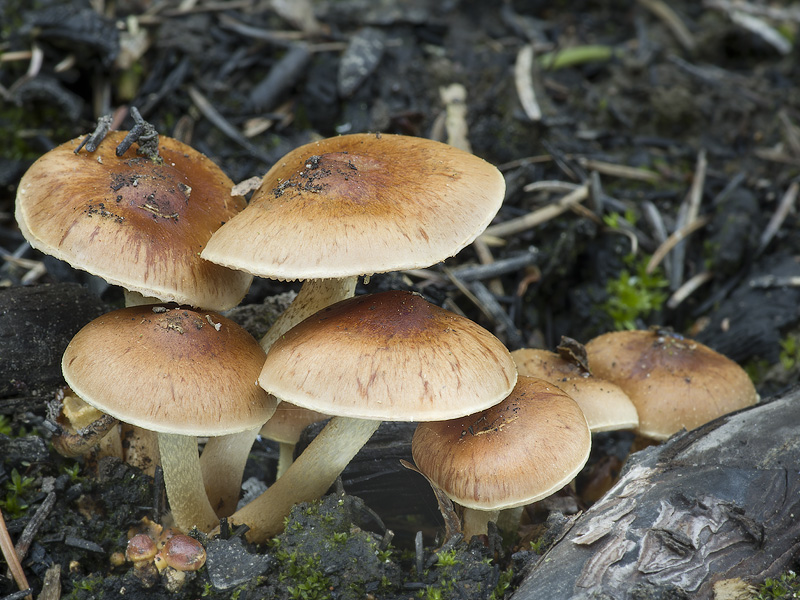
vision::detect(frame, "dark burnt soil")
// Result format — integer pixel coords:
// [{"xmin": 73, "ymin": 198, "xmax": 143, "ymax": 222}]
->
[{"xmin": 2, "ymin": 0, "xmax": 800, "ymax": 598}]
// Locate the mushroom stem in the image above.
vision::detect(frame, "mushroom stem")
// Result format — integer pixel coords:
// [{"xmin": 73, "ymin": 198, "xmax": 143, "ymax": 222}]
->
[
  {"xmin": 199, "ymin": 426, "xmax": 261, "ymax": 517},
  {"xmin": 221, "ymin": 416, "xmax": 380, "ymax": 543},
  {"xmin": 122, "ymin": 290, "xmax": 163, "ymax": 476},
  {"xmin": 461, "ymin": 508, "xmax": 500, "ymax": 540},
  {"xmin": 276, "ymin": 442, "xmax": 295, "ymax": 479},
  {"xmin": 260, "ymin": 277, "xmax": 357, "ymax": 351},
  {"xmin": 158, "ymin": 433, "xmax": 219, "ymax": 533}
]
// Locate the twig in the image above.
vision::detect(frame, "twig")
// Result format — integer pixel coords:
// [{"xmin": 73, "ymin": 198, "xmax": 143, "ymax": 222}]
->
[
  {"xmin": 646, "ymin": 215, "xmax": 711, "ymax": 275},
  {"xmin": 757, "ymin": 181, "xmax": 799, "ymax": 256},
  {"xmin": 666, "ymin": 271, "xmax": 714, "ymax": 309},
  {"xmin": 471, "ymin": 238, "xmax": 504, "ymax": 296},
  {"xmin": 576, "ymin": 158, "xmax": 661, "ymax": 183},
  {"xmin": 514, "ymin": 44, "xmax": 542, "ymax": 121},
  {"xmin": 481, "ymin": 184, "xmax": 589, "ymax": 238},
  {"xmin": 187, "ymin": 85, "xmax": 274, "ymax": 164},
  {"xmin": 637, "ymin": 0, "xmax": 696, "ymax": 52},
  {"xmin": 0, "ymin": 507, "xmax": 31, "ymax": 600},
  {"xmin": 729, "ymin": 10, "xmax": 792, "ymax": 55},
  {"xmin": 14, "ymin": 478, "xmax": 56, "ymax": 565},
  {"xmin": 667, "ymin": 150, "xmax": 706, "ymax": 287},
  {"xmin": 450, "ymin": 251, "xmax": 539, "ymax": 282}
]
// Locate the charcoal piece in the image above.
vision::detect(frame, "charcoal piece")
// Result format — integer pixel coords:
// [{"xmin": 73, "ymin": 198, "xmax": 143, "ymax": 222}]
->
[
  {"xmin": 338, "ymin": 27, "xmax": 387, "ymax": 97},
  {"xmin": 0, "ymin": 283, "xmax": 108, "ymax": 398},
  {"xmin": 24, "ymin": 4, "xmax": 119, "ymax": 66},
  {"xmin": 206, "ymin": 536, "xmax": 273, "ymax": 590},
  {"xmin": 510, "ymin": 389, "xmax": 800, "ymax": 600},
  {"xmin": 11, "ymin": 77, "xmax": 83, "ymax": 123},
  {"xmin": 249, "ymin": 44, "xmax": 312, "ymax": 112}
]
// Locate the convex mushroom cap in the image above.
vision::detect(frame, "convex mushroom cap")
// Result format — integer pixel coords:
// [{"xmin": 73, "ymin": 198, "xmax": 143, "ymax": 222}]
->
[
  {"xmin": 201, "ymin": 133, "xmax": 507, "ymax": 280},
  {"xmin": 512, "ymin": 348, "xmax": 638, "ymax": 433},
  {"xmin": 62, "ymin": 305, "xmax": 275, "ymax": 436},
  {"xmin": 222, "ymin": 290, "xmax": 518, "ymax": 542},
  {"xmin": 259, "ymin": 290, "xmax": 518, "ymax": 421},
  {"xmin": 16, "ymin": 131, "xmax": 252, "ymax": 310},
  {"xmin": 585, "ymin": 329, "xmax": 758, "ymax": 441},
  {"xmin": 412, "ymin": 376, "xmax": 591, "ymax": 511},
  {"xmin": 62, "ymin": 305, "xmax": 277, "ymax": 532}
]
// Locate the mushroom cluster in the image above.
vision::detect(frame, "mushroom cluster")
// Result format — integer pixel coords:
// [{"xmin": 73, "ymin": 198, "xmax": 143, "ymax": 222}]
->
[{"xmin": 24, "ymin": 124, "xmax": 726, "ymax": 550}]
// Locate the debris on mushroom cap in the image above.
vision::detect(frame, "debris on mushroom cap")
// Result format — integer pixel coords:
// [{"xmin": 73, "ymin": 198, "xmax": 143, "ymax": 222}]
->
[
  {"xmin": 125, "ymin": 534, "xmax": 157, "ymax": 563},
  {"xmin": 15, "ymin": 130, "xmax": 252, "ymax": 310},
  {"xmin": 201, "ymin": 133, "xmax": 507, "ymax": 281},
  {"xmin": 259, "ymin": 290, "xmax": 518, "ymax": 422},
  {"xmin": 61, "ymin": 305, "xmax": 276, "ymax": 436},
  {"xmin": 511, "ymin": 347, "xmax": 639, "ymax": 433},
  {"xmin": 411, "ymin": 376, "xmax": 591, "ymax": 511},
  {"xmin": 585, "ymin": 329, "xmax": 758, "ymax": 441},
  {"xmin": 159, "ymin": 534, "xmax": 207, "ymax": 572}
]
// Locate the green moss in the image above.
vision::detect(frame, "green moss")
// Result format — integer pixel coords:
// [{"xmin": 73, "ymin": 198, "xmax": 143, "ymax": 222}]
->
[
  {"xmin": 756, "ymin": 570, "xmax": 800, "ymax": 599},
  {"xmin": 601, "ymin": 253, "xmax": 668, "ymax": 330}
]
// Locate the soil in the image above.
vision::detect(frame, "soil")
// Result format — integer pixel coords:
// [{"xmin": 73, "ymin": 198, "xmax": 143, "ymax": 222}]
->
[{"xmin": 2, "ymin": 0, "xmax": 800, "ymax": 598}]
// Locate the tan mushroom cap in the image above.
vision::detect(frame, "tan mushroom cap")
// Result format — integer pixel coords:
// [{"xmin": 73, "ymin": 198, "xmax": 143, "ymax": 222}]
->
[
  {"xmin": 201, "ymin": 133, "xmax": 506, "ymax": 280},
  {"xmin": 411, "ymin": 376, "xmax": 591, "ymax": 511},
  {"xmin": 259, "ymin": 403, "xmax": 329, "ymax": 444},
  {"xmin": 511, "ymin": 348, "xmax": 639, "ymax": 433},
  {"xmin": 15, "ymin": 131, "xmax": 252, "ymax": 310},
  {"xmin": 259, "ymin": 290, "xmax": 518, "ymax": 421},
  {"xmin": 62, "ymin": 305, "xmax": 277, "ymax": 436},
  {"xmin": 585, "ymin": 329, "xmax": 758, "ymax": 441}
]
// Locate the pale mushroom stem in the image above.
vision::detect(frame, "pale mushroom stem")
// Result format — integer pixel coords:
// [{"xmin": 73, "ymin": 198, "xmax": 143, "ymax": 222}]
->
[
  {"xmin": 122, "ymin": 289, "xmax": 162, "ymax": 476},
  {"xmin": 461, "ymin": 508, "xmax": 500, "ymax": 540},
  {"xmin": 199, "ymin": 426, "xmax": 261, "ymax": 518},
  {"xmin": 158, "ymin": 433, "xmax": 219, "ymax": 533},
  {"xmin": 260, "ymin": 277, "xmax": 357, "ymax": 351},
  {"xmin": 276, "ymin": 442, "xmax": 295, "ymax": 479},
  {"xmin": 219, "ymin": 416, "xmax": 380, "ymax": 543}
]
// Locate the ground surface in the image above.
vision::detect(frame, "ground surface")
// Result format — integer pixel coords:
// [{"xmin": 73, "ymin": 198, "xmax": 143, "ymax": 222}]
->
[{"xmin": 2, "ymin": 0, "xmax": 800, "ymax": 598}]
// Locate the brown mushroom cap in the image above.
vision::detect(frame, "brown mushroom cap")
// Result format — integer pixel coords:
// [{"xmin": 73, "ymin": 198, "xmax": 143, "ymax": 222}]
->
[
  {"xmin": 160, "ymin": 534, "xmax": 206, "ymax": 572},
  {"xmin": 585, "ymin": 329, "xmax": 758, "ymax": 440},
  {"xmin": 15, "ymin": 131, "xmax": 252, "ymax": 310},
  {"xmin": 412, "ymin": 376, "xmax": 591, "ymax": 511},
  {"xmin": 259, "ymin": 290, "xmax": 518, "ymax": 421},
  {"xmin": 62, "ymin": 305, "xmax": 276, "ymax": 436},
  {"xmin": 126, "ymin": 534, "xmax": 158, "ymax": 563},
  {"xmin": 511, "ymin": 348, "xmax": 639, "ymax": 433},
  {"xmin": 201, "ymin": 133, "xmax": 506, "ymax": 280}
]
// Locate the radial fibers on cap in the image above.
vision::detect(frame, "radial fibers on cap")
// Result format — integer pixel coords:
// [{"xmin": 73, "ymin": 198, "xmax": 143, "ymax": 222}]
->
[
  {"xmin": 15, "ymin": 131, "xmax": 252, "ymax": 310},
  {"xmin": 62, "ymin": 305, "xmax": 276, "ymax": 436},
  {"xmin": 259, "ymin": 290, "xmax": 518, "ymax": 421},
  {"xmin": 201, "ymin": 133, "xmax": 506, "ymax": 280}
]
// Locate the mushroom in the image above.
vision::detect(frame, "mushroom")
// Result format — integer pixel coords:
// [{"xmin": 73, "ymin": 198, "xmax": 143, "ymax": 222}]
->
[
  {"xmin": 201, "ymin": 133, "xmax": 506, "ymax": 350},
  {"xmin": 16, "ymin": 130, "xmax": 253, "ymax": 475},
  {"xmin": 259, "ymin": 403, "xmax": 329, "ymax": 478},
  {"xmin": 511, "ymin": 343, "xmax": 639, "ymax": 433},
  {"xmin": 220, "ymin": 290, "xmax": 518, "ymax": 543},
  {"xmin": 62, "ymin": 305, "xmax": 277, "ymax": 532},
  {"xmin": 584, "ymin": 328, "xmax": 758, "ymax": 441},
  {"xmin": 411, "ymin": 376, "xmax": 592, "ymax": 539}
]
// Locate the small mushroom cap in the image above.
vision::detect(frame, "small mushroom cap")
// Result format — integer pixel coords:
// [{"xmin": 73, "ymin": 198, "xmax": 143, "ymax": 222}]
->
[
  {"xmin": 62, "ymin": 305, "xmax": 277, "ymax": 436},
  {"xmin": 126, "ymin": 534, "xmax": 157, "ymax": 563},
  {"xmin": 511, "ymin": 348, "xmax": 639, "ymax": 433},
  {"xmin": 259, "ymin": 402, "xmax": 329, "ymax": 444},
  {"xmin": 585, "ymin": 330, "xmax": 758, "ymax": 440},
  {"xmin": 201, "ymin": 133, "xmax": 506, "ymax": 280},
  {"xmin": 160, "ymin": 534, "xmax": 206, "ymax": 572},
  {"xmin": 259, "ymin": 290, "xmax": 518, "ymax": 421},
  {"xmin": 412, "ymin": 376, "xmax": 591, "ymax": 511},
  {"xmin": 15, "ymin": 131, "xmax": 252, "ymax": 310}
]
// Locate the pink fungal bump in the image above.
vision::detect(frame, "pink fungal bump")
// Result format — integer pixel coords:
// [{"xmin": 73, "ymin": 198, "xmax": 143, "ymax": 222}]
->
[
  {"xmin": 160, "ymin": 534, "xmax": 207, "ymax": 572},
  {"xmin": 125, "ymin": 533, "xmax": 157, "ymax": 565}
]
